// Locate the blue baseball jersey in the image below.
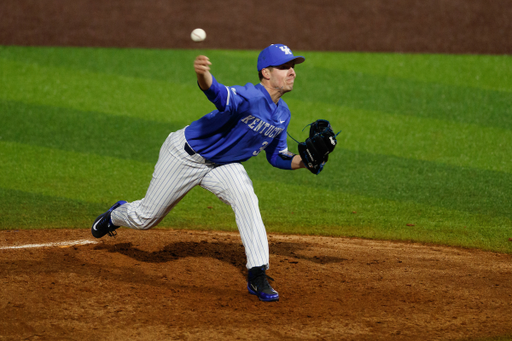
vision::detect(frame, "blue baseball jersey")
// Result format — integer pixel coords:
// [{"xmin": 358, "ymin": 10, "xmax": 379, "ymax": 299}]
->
[{"xmin": 184, "ymin": 75, "xmax": 293, "ymax": 169}]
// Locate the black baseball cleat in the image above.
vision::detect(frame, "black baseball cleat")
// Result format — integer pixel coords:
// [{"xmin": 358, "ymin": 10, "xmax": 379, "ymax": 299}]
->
[
  {"xmin": 91, "ymin": 201, "xmax": 127, "ymax": 238},
  {"xmin": 247, "ymin": 265, "xmax": 279, "ymax": 302}
]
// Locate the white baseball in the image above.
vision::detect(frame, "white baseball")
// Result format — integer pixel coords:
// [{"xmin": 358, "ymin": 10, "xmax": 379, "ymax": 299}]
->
[{"xmin": 191, "ymin": 28, "xmax": 206, "ymax": 42}]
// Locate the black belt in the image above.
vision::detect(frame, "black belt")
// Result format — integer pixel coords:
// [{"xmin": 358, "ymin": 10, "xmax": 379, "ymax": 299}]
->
[{"xmin": 184, "ymin": 142, "xmax": 196, "ymax": 156}]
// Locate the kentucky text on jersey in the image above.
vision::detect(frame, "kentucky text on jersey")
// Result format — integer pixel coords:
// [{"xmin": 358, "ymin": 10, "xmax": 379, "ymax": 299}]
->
[{"xmin": 241, "ymin": 115, "xmax": 284, "ymax": 138}]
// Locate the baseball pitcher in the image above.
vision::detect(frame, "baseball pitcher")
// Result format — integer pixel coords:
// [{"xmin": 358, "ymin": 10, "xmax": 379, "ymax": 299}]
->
[{"xmin": 91, "ymin": 44, "xmax": 339, "ymax": 302}]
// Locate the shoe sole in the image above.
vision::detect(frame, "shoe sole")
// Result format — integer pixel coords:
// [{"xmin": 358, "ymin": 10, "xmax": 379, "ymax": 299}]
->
[{"xmin": 247, "ymin": 283, "xmax": 279, "ymax": 302}]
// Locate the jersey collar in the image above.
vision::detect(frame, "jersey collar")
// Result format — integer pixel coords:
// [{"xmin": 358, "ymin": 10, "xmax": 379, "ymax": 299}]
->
[{"xmin": 257, "ymin": 83, "xmax": 280, "ymax": 108}]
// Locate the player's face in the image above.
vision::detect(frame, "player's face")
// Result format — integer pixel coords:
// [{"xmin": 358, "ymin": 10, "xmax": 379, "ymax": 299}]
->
[{"xmin": 268, "ymin": 61, "xmax": 296, "ymax": 93}]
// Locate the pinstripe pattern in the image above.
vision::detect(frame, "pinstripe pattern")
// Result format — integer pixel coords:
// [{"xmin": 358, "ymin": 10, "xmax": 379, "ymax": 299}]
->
[
  {"xmin": 111, "ymin": 127, "xmax": 269, "ymax": 269},
  {"xmin": 201, "ymin": 164, "xmax": 269, "ymax": 268}
]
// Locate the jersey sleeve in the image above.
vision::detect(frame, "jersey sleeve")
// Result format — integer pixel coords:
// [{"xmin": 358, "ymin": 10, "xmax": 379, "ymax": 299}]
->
[
  {"xmin": 265, "ymin": 130, "xmax": 295, "ymax": 170},
  {"xmin": 201, "ymin": 75, "xmax": 231, "ymax": 112}
]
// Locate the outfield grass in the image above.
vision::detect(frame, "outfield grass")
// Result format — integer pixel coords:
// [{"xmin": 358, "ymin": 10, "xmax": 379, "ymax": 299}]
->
[{"xmin": 1, "ymin": 46, "xmax": 511, "ymax": 253}]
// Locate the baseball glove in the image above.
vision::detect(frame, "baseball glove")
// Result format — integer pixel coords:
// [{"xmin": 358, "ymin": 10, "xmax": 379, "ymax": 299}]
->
[{"xmin": 298, "ymin": 119, "xmax": 339, "ymax": 175}]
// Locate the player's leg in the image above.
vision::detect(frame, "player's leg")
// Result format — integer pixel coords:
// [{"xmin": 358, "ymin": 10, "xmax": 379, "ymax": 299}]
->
[
  {"xmin": 200, "ymin": 162, "xmax": 269, "ymax": 268},
  {"xmin": 200, "ymin": 163, "xmax": 279, "ymax": 302},
  {"xmin": 109, "ymin": 128, "xmax": 211, "ymax": 230}
]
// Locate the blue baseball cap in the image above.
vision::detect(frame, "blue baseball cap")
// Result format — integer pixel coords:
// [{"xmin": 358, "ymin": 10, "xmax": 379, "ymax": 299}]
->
[{"xmin": 257, "ymin": 44, "xmax": 305, "ymax": 71}]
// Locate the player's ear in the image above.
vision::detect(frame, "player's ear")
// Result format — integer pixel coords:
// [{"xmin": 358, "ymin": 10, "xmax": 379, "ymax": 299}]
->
[{"xmin": 262, "ymin": 68, "xmax": 271, "ymax": 80}]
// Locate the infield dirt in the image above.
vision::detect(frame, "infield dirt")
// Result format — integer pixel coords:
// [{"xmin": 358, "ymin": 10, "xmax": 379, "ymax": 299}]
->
[{"xmin": 1, "ymin": 229, "xmax": 512, "ymax": 340}]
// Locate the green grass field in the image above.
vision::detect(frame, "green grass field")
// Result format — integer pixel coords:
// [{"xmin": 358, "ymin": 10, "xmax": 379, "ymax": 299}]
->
[{"xmin": 1, "ymin": 46, "xmax": 511, "ymax": 253}]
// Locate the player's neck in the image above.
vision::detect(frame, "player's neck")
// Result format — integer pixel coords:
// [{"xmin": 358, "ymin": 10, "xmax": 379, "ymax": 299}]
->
[{"xmin": 261, "ymin": 82, "xmax": 284, "ymax": 104}]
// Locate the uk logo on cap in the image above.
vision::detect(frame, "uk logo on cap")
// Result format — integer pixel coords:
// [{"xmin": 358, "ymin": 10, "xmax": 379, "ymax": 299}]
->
[
  {"xmin": 257, "ymin": 44, "xmax": 305, "ymax": 71},
  {"xmin": 279, "ymin": 46, "xmax": 292, "ymax": 55}
]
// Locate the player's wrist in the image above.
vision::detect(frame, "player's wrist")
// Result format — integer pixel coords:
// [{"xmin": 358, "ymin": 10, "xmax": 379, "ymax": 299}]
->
[{"xmin": 291, "ymin": 155, "xmax": 305, "ymax": 170}]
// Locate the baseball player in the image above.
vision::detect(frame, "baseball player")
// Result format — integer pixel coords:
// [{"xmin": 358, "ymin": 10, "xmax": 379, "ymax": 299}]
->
[{"xmin": 92, "ymin": 44, "xmax": 307, "ymax": 302}]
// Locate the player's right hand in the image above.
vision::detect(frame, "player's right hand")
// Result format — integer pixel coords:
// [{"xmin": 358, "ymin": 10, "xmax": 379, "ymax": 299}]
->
[
  {"xmin": 194, "ymin": 55, "xmax": 213, "ymax": 91},
  {"xmin": 194, "ymin": 55, "xmax": 211, "ymax": 75}
]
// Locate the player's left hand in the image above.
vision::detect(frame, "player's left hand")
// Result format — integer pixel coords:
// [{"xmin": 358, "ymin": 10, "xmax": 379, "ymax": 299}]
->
[{"xmin": 298, "ymin": 119, "xmax": 340, "ymax": 175}]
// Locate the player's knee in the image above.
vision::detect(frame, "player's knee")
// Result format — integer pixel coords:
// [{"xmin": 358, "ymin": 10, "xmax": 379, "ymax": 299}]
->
[{"xmin": 232, "ymin": 185, "xmax": 258, "ymax": 204}]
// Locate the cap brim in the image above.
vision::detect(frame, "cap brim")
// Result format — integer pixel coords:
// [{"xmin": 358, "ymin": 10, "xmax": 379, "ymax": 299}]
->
[
  {"xmin": 292, "ymin": 56, "xmax": 306, "ymax": 65},
  {"xmin": 275, "ymin": 56, "xmax": 305, "ymax": 67}
]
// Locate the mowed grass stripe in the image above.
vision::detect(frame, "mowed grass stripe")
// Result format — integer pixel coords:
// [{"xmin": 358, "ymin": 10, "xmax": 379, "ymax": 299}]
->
[
  {"xmin": 0, "ymin": 100, "xmax": 178, "ymax": 163},
  {"xmin": 0, "ymin": 46, "xmax": 257, "ymax": 84},
  {"xmin": 294, "ymin": 65, "xmax": 512, "ymax": 130},
  {"xmin": 0, "ymin": 58, "xmax": 212, "ymax": 122},
  {"xmin": 244, "ymin": 147, "xmax": 512, "ymax": 219},
  {"xmin": 0, "ymin": 188, "xmax": 108, "ymax": 229},
  {"xmin": 4, "ymin": 46, "xmax": 511, "ymax": 93},
  {"xmin": 305, "ymin": 52, "xmax": 512, "ymax": 92},
  {"xmin": 0, "ymin": 141, "xmax": 152, "ymax": 203},
  {"xmin": 254, "ymin": 181, "xmax": 512, "ymax": 253}
]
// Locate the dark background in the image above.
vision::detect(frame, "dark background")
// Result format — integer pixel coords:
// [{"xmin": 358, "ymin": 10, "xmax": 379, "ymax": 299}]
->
[{"xmin": 1, "ymin": 0, "xmax": 511, "ymax": 54}]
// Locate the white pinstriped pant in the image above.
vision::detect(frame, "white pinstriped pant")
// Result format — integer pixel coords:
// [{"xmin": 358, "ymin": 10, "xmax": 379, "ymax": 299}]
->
[{"xmin": 111, "ymin": 127, "xmax": 269, "ymax": 269}]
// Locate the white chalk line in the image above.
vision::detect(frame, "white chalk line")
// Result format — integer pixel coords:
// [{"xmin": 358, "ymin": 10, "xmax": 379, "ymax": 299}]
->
[{"xmin": 0, "ymin": 239, "xmax": 99, "ymax": 250}]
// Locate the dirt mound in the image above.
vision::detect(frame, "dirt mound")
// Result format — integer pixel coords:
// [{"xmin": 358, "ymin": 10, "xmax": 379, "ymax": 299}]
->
[{"xmin": 1, "ymin": 229, "xmax": 511, "ymax": 340}]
